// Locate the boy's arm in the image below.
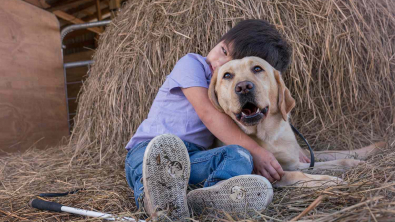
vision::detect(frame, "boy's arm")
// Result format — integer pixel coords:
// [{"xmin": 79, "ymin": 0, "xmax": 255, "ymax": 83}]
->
[{"xmin": 182, "ymin": 86, "xmax": 284, "ymax": 182}]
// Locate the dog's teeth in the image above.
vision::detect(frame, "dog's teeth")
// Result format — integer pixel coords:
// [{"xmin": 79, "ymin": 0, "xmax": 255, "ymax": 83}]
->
[
  {"xmin": 241, "ymin": 112, "xmax": 246, "ymax": 116},
  {"xmin": 256, "ymin": 108, "xmax": 260, "ymax": 113}
]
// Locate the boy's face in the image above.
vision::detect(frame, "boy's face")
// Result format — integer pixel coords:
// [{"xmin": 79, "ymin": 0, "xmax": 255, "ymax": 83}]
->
[{"xmin": 206, "ymin": 41, "xmax": 233, "ymax": 73}]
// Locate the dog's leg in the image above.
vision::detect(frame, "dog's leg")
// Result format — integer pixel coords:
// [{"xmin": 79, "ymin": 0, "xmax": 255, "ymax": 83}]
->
[
  {"xmin": 297, "ymin": 159, "xmax": 363, "ymax": 171},
  {"xmin": 303, "ymin": 141, "xmax": 385, "ymax": 161},
  {"xmin": 273, "ymin": 171, "xmax": 343, "ymax": 187}
]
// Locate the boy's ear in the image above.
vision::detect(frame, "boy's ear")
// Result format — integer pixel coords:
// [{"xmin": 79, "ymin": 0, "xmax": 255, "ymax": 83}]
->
[
  {"xmin": 274, "ymin": 70, "xmax": 295, "ymax": 121},
  {"xmin": 208, "ymin": 69, "xmax": 224, "ymax": 112}
]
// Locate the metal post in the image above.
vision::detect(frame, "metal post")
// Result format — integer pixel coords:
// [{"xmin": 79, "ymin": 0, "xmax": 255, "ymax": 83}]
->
[
  {"xmin": 61, "ymin": 20, "xmax": 111, "ymax": 132},
  {"xmin": 61, "ymin": 20, "xmax": 111, "ymax": 43}
]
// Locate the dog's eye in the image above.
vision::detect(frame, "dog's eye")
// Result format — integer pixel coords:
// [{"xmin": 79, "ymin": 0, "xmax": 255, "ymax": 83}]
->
[
  {"xmin": 253, "ymin": 66, "xmax": 264, "ymax": 73},
  {"xmin": 223, "ymin": 72, "xmax": 232, "ymax": 79}
]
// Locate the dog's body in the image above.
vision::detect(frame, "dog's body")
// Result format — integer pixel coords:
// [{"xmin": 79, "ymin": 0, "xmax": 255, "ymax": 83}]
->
[{"xmin": 209, "ymin": 57, "xmax": 384, "ymax": 187}]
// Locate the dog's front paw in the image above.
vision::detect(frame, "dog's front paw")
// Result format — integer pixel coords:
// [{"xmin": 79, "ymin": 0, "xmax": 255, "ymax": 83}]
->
[
  {"xmin": 305, "ymin": 174, "xmax": 345, "ymax": 187},
  {"xmin": 339, "ymin": 159, "xmax": 365, "ymax": 168}
]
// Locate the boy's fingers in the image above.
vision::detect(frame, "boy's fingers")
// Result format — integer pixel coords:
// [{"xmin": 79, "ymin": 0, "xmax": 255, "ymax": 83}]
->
[
  {"xmin": 266, "ymin": 165, "xmax": 281, "ymax": 181},
  {"xmin": 261, "ymin": 170, "xmax": 274, "ymax": 183},
  {"xmin": 271, "ymin": 160, "xmax": 284, "ymax": 177}
]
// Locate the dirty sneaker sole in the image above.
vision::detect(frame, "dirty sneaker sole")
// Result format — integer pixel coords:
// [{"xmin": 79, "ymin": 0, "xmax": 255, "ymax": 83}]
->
[
  {"xmin": 143, "ymin": 134, "xmax": 190, "ymax": 220},
  {"xmin": 187, "ymin": 175, "xmax": 273, "ymax": 216}
]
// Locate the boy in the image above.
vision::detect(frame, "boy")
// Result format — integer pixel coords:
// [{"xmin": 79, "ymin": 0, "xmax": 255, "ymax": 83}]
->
[{"xmin": 125, "ymin": 19, "xmax": 304, "ymax": 220}]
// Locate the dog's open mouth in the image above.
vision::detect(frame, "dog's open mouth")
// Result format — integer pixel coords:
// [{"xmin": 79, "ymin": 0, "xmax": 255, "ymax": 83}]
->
[{"xmin": 235, "ymin": 103, "xmax": 269, "ymax": 126}]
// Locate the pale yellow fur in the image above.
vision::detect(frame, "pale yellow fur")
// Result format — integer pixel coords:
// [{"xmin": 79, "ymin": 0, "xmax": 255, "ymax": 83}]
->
[{"xmin": 209, "ymin": 57, "xmax": 385, "ymax": 187}]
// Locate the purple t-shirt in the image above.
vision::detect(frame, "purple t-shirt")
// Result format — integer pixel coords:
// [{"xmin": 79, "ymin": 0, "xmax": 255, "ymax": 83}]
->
[{"xmin": 125, "ymin": 53, "xmax": 215, "ymax": 150}]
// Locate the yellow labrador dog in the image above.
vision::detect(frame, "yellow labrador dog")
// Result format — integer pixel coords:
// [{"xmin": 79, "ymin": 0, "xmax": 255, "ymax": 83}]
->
[{"xmin": 209, "ymin": 56, "xmax": 384, "ymax": 187}]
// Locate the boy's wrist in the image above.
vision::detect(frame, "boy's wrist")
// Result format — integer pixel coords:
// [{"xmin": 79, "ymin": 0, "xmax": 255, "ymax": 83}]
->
[{"xmin": 244, "ymin": 143, "xmax": 267, "ymax": 156}]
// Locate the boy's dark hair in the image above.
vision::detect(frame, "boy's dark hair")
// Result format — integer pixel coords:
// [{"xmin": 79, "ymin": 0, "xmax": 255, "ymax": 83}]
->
[{"xmin": 220, "ymin": 19, "xmax": 291, "ymax": 73}]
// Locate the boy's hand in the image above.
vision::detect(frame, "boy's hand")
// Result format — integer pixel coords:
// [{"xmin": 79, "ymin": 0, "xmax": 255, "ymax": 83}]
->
[{"xmin": 251, "ymin": 148, "xmax": 284, "ymax": 183}]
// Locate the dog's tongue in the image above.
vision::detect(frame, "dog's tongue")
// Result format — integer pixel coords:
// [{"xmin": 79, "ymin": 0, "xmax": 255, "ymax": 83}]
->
[{"xmin": 242, "ymin": 109, "xmax": 252, "ymax": 115}]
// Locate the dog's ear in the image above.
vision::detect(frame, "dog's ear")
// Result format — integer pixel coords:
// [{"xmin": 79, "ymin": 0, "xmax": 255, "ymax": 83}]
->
[
  {"xmin": 208, "ymin": 69, "xmax": 224, "ymax": 112},
  {"xmin": 274, "ymin": 70, "xmax": 295, "ymax": 121}
]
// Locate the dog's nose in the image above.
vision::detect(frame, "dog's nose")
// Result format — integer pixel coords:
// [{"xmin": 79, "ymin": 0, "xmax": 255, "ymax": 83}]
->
[{"xmin": 235, "ymin": 81, "xmax": 254, "ymax": 95}]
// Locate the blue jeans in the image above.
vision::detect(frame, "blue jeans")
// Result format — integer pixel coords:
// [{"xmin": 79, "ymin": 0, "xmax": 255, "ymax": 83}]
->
[{"xmin": 125, "ymin": 140, "xmax": 254, "ymax": 207}]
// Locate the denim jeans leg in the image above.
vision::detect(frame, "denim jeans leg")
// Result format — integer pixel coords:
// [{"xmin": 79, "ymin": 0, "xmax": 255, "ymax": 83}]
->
[
  {"xmin": 188, "ymin": 144, "xmax": 254, "ymax": 187},
  {"xmin": 125, "ymin": 140, "xmax": 150, "ymax": 208}
]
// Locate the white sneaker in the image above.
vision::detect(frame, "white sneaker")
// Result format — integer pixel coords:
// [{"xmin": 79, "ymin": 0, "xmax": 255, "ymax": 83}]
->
[
  {"xmin": 187, "ymin": 175, "xmax": 273, "ymax": 216},
  {"xmin": 142, "ymin": 134, "xmax": 190, "ymax": 221}
]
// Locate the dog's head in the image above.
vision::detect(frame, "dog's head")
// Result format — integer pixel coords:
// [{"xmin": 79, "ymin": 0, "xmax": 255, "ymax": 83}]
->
[{"xmin": 209, "ymin": 56, "xmax": 295, "ymax": 132}]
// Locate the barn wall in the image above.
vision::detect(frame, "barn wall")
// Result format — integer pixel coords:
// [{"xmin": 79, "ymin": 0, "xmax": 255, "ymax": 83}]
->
[{"xmin": 0, "ymin": 0, "xmax": 69, "ymax": 153}]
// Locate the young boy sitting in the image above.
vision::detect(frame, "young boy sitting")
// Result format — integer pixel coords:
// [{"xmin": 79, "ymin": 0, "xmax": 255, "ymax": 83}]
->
[{"xmin": 125, "ymin": 19, "xmax": 306, "ymax": 220}]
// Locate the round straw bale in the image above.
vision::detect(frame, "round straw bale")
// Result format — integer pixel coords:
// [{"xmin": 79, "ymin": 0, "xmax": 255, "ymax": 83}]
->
[{"xmin": 69, "ymin": 0, "xmax": 395, "ymax": 164}]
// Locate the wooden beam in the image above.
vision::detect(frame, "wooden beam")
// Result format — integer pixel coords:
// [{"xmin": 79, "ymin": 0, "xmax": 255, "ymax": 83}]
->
[
  {"xmin": 82, "ymin": 7, "xmax": 110, "ymax": 22},
  {"xmin": 53, "ymin": 10, "xmax": 103, "ymax": 34},
  {"xmin": 66, "ymin": 1, "xmax": 97, "ymax": 15},
  {"xmin": 48, "ymin": 0, "xmax": 92, "ymax": 12},
  {"xmin": 109, "ymin": 0, "xmax": 121, "ymax": 19},
  {"xmin": 109, "ymin": 0, "xmax": 121, "ymax": 10},
  {"xmin": 95, "ymin": 0, "xmax": 103, "ymax": 32},
  {"xmin": 95, "ymin": 0, "xmax": 102, "ymax": 21}
]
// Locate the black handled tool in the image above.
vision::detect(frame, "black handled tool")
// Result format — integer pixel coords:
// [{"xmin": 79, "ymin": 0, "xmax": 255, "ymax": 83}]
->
[{"xmin": 29, "ymin": 198, "xmax": 142, "ymax": 221}]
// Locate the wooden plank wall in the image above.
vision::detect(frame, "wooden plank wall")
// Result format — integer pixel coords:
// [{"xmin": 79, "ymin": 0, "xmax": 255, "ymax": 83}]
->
[{"xmin": 0, "ymin": 0, "xmax": 69, "ymax": 153}]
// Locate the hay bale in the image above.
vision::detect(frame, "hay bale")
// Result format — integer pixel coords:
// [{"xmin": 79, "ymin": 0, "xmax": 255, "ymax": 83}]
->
[
  {"xmin": 70, "ymin": 0, "xmax": 395, "ymax": 163},
  {"xmin": 2, "ymin": 0, "xmax": 395, "ymax": 221}
]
